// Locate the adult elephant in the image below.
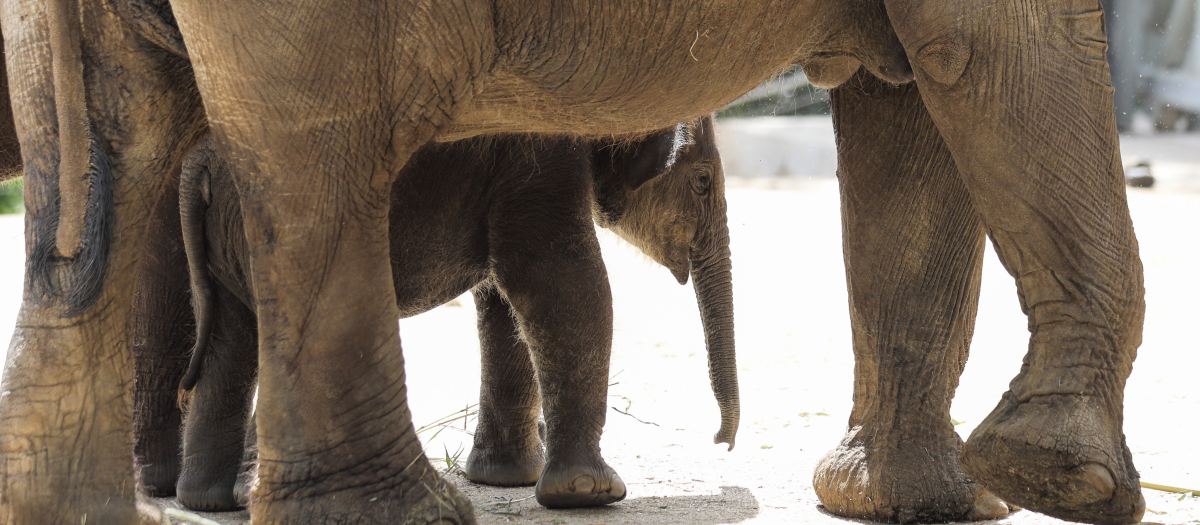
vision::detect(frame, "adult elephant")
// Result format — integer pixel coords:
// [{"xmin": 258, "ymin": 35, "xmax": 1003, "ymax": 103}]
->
[
  {"xmin": 0, "ymin": 2, "xmax": 1144, "ymax": 525},
  {"xmin": 0, "ymin": 0, "xmax": 205, "ymax": 524}
]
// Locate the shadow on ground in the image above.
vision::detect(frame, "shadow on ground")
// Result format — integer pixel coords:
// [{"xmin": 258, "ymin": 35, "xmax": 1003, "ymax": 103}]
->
[
  {"xmin": 154, "ymin": 484, "xmax": 758, "ymax": 525},
  {"xmin": 450, "ymin": 480, "xmax": 759, "ymax": 525}
]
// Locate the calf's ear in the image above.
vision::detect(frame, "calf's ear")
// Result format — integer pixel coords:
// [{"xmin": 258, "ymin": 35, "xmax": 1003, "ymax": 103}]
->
[
  {"xmin": 623, "ymin": 128, "xmax": 678, "ymax": 190},
  {"xmin": 596, "ymin": 127, "xmax": 678, "ymax": 191}
]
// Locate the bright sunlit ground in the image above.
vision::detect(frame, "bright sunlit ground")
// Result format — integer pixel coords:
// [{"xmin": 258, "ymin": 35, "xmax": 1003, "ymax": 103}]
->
[{"xmin": 1, "ymin": 119, "xmax": 1197, "ymax": 524}]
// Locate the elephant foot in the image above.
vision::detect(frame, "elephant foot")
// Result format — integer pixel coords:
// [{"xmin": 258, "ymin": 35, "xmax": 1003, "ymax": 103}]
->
[
  {"xmin": 464, "ymin": 419, "xmax": 546, "ymax": 486},
  {"xmin": 252, "ymin": 471, "xmax": 476, "ymax": 525},
  {"xmin": 1, "ymin": 493, "xmax": 157, "ymax": 525},
  {"xmin": 814, "ymin": 426, "xmax": 1009, "ymax": 523},
  {"xmin": 139, "ymin": 460, "xmax": 181, "ymax": 497},
  {"xmin": 136, "ymin": 493, "xmax": 166, "ymax": 524},
  {"xmin": 535, "ymin": 456, "xmax": 626, "ymax": 508},
  {"xmin": 464, "ymin": 445, "xmax": 545, "ymax": 486},
  {"xmin": 178, "ymin": 452, "xmax": 245, "ymax": 512},
  {"xmin": 963, "ymin": 392, "xmax": 1145, "ymax": 525},
  {"xmin": 178, "ymin": 474, "xmax": 242, "ymax": 512},
  {"xmin": 233, "ymin": 463, "xmax": 256, "ymax": 508}
]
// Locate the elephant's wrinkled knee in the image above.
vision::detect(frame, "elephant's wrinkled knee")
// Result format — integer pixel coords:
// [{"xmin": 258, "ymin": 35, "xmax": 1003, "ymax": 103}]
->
[
  {"xmin": 885, "ymin": 3, "xmax": 974, "ymax": 87},
  {"xmin": 911, "ymin": 33, "xmax": 971, "ymax": 86}
]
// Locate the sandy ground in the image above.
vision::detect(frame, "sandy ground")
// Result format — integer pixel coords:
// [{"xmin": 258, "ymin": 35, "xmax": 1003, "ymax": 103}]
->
[{"xmin": 2, "ymin": 123, "xmax": 1200, "ymax": 525}]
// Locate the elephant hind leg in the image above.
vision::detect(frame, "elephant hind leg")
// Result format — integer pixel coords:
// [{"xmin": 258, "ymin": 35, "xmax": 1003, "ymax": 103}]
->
[
  {"xmin": 132, "ymin": 165, "xmax": 192, "ymax": 498},
  {"xmin": 177, "ymin": 285, "xmax": 258, "ymax": 512},
  {"xmin": 813, "ymin": 69, "xmax": 1006, "ymax": 523},
  {"xmin": 463, "ymin": 285, "xmax": 545, "ymax": 487}
]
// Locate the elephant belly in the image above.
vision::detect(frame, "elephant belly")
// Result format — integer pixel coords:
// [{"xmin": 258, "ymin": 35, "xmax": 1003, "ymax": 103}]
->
[
  {"xmin": 440, "ymin": 2, "xmax": 816, "ymax": 141},
  {"xmin": 389, "ymin": 220, "xmax": 491, "ymax": 320},
  {"xmin": 392, "ymin": 262, "xmax": 489, "ymax": 319}
]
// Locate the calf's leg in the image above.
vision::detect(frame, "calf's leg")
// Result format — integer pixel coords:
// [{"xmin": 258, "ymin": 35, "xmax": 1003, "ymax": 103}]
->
[
  {"xmin": 131, "ymin": 168, "xmax": 193, "ymax": 497},
  {"xmin": 463, "ymin": 286, "xmax": 545, "ymax": 487},
  {"xmin": 489, "ymin": 168, "xmax": 624, "ymax": 508}
]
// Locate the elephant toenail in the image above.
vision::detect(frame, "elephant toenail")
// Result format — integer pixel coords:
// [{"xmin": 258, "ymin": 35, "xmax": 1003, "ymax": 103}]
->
[
  {"xmin": 573, "ymin": 475, "xmax": 596, "ymax": 493},
  {"xmin": 1132, "ymin": 502, "xmax": 1146, "ymax": 523},
  {"xmin": 611, "ymin": 480, "xmax": 626, "ymax": 499},
  {"xmin": 1073, "ymin": 463, "xmax": 1115, "ymax": 501},
  {"xmin": 967, "ymin": 489, "xmax": 1009, "ymax": 520}
]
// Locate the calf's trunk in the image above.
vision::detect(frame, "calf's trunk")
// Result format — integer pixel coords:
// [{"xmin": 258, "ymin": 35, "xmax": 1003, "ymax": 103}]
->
[{"xmin": 689, "ymin": 221, "xmax": 739, "ymax": 450}]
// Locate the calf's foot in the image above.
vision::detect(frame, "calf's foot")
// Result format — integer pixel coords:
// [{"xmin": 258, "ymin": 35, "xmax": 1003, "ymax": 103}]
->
[
  {"xmin": 139, "ymin": 460, "xmax": 181, "ymax": 497},
  {"xmin": 814, "ymin": 426, "xmax": 1009, "ymax": 523},
  {"xmin": 963, "ymin": 392, "xmax": 1145, "ymax": 525},
  {"xmin": 233, "ymin": 463, "xmax": 256, "ymax": 508},
  {"xmin": 178, "ymin": 478, "xmax": 240, "ymax": 512},
  {"xmin": 464, "ymin": 419, "xmax": 546, "ymax": 487},
  {"xmin": 464, "ymin": 443, "xmax": 545, "ymax": 487},
  {"xmin": 535, "ymin": 456, "xmax": 625, "ymax": 508}
]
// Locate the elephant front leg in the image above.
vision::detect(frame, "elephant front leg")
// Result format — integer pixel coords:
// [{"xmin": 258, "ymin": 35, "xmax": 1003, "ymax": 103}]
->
[
  {"xmin": 886, "ymin": 1, "xmax": 1146, "ymax": 523},
  {"xmin": 463, "ymin": 286, "xmax": 545, "ymax": 486},
  {"xmin": 813, "ymin": 70, "xmax": 1007, "ymax": 523},
  {"xmin": 490, "ymin": 206, "xmax": 624, "ymax": 508}
]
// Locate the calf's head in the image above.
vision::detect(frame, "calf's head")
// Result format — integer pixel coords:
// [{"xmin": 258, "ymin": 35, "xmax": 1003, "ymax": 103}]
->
[
  {"xmin": 593, "ymin": 116, "xmax": 727, "ymax": 285},
  {"xmin": 592, "ymin": 116, "xmax": 739, "ymax": 449}
]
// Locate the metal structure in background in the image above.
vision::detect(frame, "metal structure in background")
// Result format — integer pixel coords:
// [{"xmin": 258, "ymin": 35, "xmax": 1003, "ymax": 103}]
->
[
  {"xmin": 1108, "ymin": 0, "xmax": 1200, "ymax": 131},
  {"xmin": 720, "ymin": 3, "xmax": 1200, "ymax": 132},
  {"xmin": 719, "ymin": 67, "xmax": 827, "ymax": 118}
]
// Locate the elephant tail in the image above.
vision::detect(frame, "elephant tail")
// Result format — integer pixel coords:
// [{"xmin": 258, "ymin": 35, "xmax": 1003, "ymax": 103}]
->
[
  {"xmin": 177, "ymin": 139, "xmax": 217, "ymax": 401},
  {"xmin": 26, "ymin": 0, "xmax": 114, "ymax": 317},
  {"xmin": 48, "ymin": 0, "xmax": 94, "ymax": 258}
]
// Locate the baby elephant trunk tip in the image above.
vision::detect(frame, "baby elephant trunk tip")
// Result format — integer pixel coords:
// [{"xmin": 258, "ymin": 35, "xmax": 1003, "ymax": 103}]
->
[{"xmin": 714, "ymin": 424, "xmax": 737, "ymax": 451}]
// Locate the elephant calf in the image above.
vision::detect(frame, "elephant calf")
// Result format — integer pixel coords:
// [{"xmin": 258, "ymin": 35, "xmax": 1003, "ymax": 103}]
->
[{"xmin": 132, "ymin": 117, "xmax": 738, "ymax": 512}]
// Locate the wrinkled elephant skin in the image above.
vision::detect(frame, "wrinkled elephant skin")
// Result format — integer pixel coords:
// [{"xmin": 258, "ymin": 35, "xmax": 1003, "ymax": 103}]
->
[
  {"xmin": 812, "ymin": 2, "xmax": 1146, "ymax": 524},
  {"xmin": 0, "ymin": 0, "xmax": 1144, "ymax": 524},
  {"xmin": 135, "ymin": 119, "xmax": 735, "ymax": 513}
]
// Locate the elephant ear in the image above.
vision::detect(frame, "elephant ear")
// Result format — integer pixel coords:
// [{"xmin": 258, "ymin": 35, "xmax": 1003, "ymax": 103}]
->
[{"xmin": 595, "ymin": 126, "xmax": 679, "ymax": 190}]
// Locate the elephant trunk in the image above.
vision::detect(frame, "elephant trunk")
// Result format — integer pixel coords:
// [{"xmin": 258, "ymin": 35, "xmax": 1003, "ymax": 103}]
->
[{"xmin": 689, "ymin": 218, "xmax": 739, "ymax": 451}]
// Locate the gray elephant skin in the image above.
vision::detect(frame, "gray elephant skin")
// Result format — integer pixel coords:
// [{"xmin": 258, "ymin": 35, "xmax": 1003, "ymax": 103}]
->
[
  {"xmin": 131, "ymin": 117, "xmax": 736, "ymax": 512},
  {"xmin": 0, "ymin": 0, "xmax": 1146, "ymax": 524}
]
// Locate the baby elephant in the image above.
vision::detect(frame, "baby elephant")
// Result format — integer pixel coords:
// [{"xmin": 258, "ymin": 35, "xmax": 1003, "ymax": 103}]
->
[{"xmin": 132, "ymin": 117, "xmax": 737, "ymax": 512}]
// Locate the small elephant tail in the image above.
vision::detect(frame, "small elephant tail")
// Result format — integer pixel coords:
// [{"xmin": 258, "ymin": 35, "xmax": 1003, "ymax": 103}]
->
[{"xmin": 177, "ymin": 138, "xmax": 218, "ymax": 398}]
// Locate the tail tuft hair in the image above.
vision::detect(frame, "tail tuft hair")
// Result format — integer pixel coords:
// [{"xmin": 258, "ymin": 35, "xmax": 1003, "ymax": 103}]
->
[{"xmin": 29, "ymin": 130, "xmax": 113, "ymax": 317}]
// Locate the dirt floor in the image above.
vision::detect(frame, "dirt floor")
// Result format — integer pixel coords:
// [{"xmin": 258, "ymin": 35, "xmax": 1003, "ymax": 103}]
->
[{"xmin": 2, "ymin": 123, "xmax": 1199, "ymax": 525}]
